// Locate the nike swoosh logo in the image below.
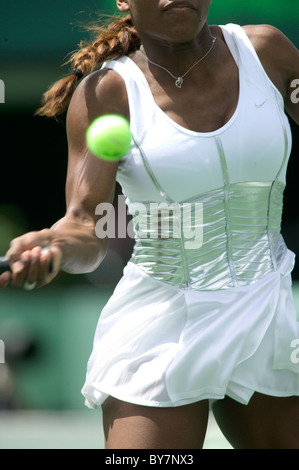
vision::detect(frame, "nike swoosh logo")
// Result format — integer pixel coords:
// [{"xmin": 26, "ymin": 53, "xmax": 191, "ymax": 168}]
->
[{"xmin": 255, "ymin": 100, "xmax": 267, "ymax": 108}]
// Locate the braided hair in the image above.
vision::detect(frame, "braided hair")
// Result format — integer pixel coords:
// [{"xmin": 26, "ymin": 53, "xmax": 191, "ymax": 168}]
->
[{"xmin": 36, "ymin": 15, "xmax": 140, "ymax": 118}]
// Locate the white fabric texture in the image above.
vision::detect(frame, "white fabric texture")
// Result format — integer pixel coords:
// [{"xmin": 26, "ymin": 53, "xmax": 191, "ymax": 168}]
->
[
  {"xmin": 83, "ymin": 251, "xmax": 299, "ymax": 408},
  {"xmin": 81, "ymin": 24, "xmax": 299, "ymax": 408},
  {"xmin": 112, "ymin": 25, "xmax": 292, "ymax": 203}
]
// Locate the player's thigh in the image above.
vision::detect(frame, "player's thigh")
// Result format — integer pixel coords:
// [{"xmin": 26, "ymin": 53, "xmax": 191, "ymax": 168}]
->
[
  {"xmin": 102, "ymin": 396, "xmax": 209, "ymax": 449},
  {"xmin": 212, "ymin": 392, "xmax": 299, "ymax": 449}
]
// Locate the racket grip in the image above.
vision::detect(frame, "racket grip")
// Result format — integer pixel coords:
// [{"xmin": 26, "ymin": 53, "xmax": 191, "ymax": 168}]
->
[
  {"xmin": 0, "ymin": 248, "xmax": 54, "ymax": 275},
  {"xmin": 0, "ymin": 257, "xmax": 10, "ymax": 275}
]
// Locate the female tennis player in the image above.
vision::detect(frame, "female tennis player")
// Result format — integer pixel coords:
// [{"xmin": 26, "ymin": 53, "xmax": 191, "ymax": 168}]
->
[{"xmin": 1, "ymin": 0, "xmax": 299, "ymax": 448}]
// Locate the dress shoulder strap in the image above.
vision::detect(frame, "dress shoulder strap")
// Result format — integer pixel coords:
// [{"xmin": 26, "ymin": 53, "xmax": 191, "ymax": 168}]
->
[
  {"xmin": 220, "ymin": 24, "xmax": 283, "ymax": 104},
  {"xmin": 101, "ymin": 56, "xmax": 156, "ymax": 143}
]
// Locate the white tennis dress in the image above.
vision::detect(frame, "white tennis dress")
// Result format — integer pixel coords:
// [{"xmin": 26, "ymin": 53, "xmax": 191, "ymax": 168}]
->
[{"xmin": 81, "ymin": 24, "xmax": 299, "ymax": 408}]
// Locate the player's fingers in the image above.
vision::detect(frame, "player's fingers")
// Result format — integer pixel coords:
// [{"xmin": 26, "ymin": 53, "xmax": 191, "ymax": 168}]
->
[
  {"xmin": 10, "ymin": 250, "xmax": 31, "ymax": 288},
  {"xmin": 38, "ymin": 247, "xmax": 53, "ymax": 280},
  {"xmin": 40, "ymin": 245, "xmax": 62, "ymax": 286},
  {"xmin": 0, "ymin": 272, "xmax": 11, "ymax": 290},
  {"xmin": 36, "ymin": 246, "xmax": 57, "ymax": 286},
  {"xmin": 25, "ymin": 246, "xmax": 43, "ymax": 286},
  {"xmin": 26, "ymin": 245, "xmax": 62, "ymax": 289},
  {"xmin": 6, "ymin": 229, "xmax": 52, "ymax": 266},
  {"xmin": 9, "ymin": 246, "xmax": 52, "ymax": 289}
]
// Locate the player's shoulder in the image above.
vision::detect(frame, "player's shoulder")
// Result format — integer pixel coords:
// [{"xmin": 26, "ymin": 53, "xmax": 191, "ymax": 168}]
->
[
  {"xmin": 242, "ymin": 24, "xmax": 294, "ymax": 57},
  {"xmin": 68, "ymin": 67, "xmax": 129, "ymax": 125},
  {"xmin": 85, "ymin": 67, "xmax": 128, "ymax": 104},
  {"xmin": 66, "ymin": 66, "xmax": 129, "ymax": 147},
  {"xmin": 242, "ymin": 24, "xmax": 298, "ymax": 79},
  {"xmin": 242, "ymin": 23, "xmax": 283, "ymax": 39}
]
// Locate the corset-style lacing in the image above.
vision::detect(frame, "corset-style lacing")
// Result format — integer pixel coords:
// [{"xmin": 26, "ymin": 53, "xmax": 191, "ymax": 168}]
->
[{"xmin": 128, "ymin": 180, "xmax": 287, "ymax": 290}]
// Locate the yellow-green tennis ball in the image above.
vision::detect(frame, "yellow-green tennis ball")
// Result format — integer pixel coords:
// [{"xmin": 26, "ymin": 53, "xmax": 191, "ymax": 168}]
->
[{"xmin": 86, "ymin": 114, "xmax": 131, "ymax": 161}]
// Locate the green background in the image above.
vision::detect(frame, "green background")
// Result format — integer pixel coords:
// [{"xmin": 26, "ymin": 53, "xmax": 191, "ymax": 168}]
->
[{"xmin": 0, "ymin": 0, "xmax": 298, "ymax": 108}]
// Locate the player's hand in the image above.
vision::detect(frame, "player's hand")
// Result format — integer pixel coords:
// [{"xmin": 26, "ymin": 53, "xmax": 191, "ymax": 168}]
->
[{"xmin": 0, "ymin": 230, "xmax": 62, "ymax": 291}]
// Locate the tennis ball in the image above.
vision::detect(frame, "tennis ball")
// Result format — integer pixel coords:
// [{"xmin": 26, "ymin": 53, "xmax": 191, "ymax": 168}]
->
[{"xmin": 86, "ymin": 114, "xmax": 131, "ymax": 161}]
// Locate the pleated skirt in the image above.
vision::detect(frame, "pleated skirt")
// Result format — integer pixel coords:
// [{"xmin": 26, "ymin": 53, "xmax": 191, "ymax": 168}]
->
[{"xmin": 82, "ymin": 249, "xmax": 299, "ymax": 408}]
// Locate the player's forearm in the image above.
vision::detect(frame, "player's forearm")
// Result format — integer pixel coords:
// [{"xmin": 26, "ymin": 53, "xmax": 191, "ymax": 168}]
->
[{"xmin": 50, "ymin": 215, "xmax": 108, "ymax": 274}]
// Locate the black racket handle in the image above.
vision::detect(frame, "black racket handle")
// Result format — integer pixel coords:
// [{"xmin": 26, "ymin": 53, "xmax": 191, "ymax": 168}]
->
[
  {"xmin": 0, "ymin": 249, "xmax": 54, "ymax": 275},
  {"xmin": 0, "ymin": 257, "xmax": 10, "ymax": 275}
]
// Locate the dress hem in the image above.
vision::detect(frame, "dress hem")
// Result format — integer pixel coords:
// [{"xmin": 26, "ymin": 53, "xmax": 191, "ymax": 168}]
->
[{"xmin": 82, "ymin": 377, "xmax": 299, "ymax": 410}]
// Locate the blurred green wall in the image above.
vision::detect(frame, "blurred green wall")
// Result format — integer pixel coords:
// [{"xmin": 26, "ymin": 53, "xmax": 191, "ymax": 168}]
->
[
  {"xmin": 1, "ymin": 0, "xmax": 298, "ymax": 61},
  {"xmin": 0, "ymin": 286, "xmax": 113, "ymax": 410},
  {"xmin": 0, "ymin": 0, "xmax": 298, "ymax": 108},
  {"xmin": 1, "ymin": 0, "xmax": 114, "ymax": 60}
]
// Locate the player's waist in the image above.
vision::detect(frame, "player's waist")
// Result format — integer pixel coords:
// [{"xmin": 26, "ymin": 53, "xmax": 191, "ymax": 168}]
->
[
  {"xmin": 130, "ymin": 231, "xmax": 287, "ymax": 290},
  {"xmin": 128, "ymin": 181, "xmax": 285, "ymax": 290}
]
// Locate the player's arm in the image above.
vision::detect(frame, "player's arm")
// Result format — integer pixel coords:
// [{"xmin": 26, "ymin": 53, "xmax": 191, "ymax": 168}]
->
[
  {"xmin": 243, "ymin": 24, "xmax": 299, "ymax": 125},
  {"xmin": 0, "ymin": 69, "xmax": 129, "ymax": 288},
  {"xmin": 49, "ymin": 69, "xmax": 123, "ymax": 274}
]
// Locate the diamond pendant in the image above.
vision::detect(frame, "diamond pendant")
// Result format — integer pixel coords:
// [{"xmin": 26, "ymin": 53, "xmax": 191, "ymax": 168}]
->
[{"xmin": 175, "ymin": 77, "xmax": 183, "ymax": 88}]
